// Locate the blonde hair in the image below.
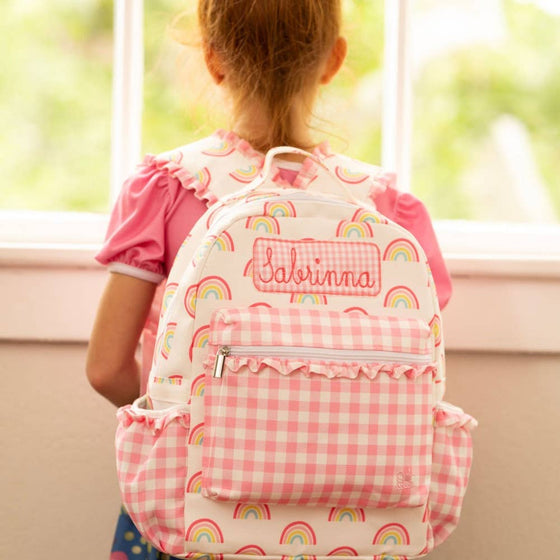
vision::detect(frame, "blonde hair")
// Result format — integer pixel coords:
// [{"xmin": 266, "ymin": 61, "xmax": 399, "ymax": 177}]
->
[{"xmin": 198, "ymin": 0, "xmax": 342, "ymax": 151}]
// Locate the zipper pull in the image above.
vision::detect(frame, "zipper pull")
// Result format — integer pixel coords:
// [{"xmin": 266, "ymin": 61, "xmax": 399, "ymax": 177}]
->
[{"xmin": 212, "ymin": 346, "xmax": 230, "ymax": 378}]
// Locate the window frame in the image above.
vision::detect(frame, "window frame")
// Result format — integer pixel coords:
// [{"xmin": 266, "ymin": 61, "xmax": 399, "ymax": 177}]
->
[{"xmin": 0, "ymin": 0, "xmax": 559, "ymax": 352}]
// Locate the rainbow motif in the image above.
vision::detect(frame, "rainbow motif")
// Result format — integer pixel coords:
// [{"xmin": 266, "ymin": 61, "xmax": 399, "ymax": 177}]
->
[
  {"xmin": 161, "ymin": 322, "xmax": 177, "ymax": 360},
  {"xmin": 245, "ymin": 216, "xmax": 281, "ymax": 234},
  {"xmin": 188, "ymin": 423, "xmax": 205, "ymax": 446},
  {"xmin": 352, "ymin": 208, "xmax": 387, "ymax": 225},
  {"xmin": 372, "ymin": 523, "xmax": 410, "ymax": 546},
  {"xmin": 245, "ymin": 191, "xmax": 280, "ymax": 203},
  {"xmin": 166, "ymin": 151, "xmax": 183, "ymax": 164},
  {"xmin": 189, "ymin": 324, "xmax": 210, "ymax": 361},
  {"xmin": 383, "ymin": 286, "xmax": 420, "ymax": 310},
  {"xmin": 197, "ymin": 276, "xmax": 232, "ymax": 301},
  {"xmin": 190, "ymin": 374, "xmax": 205, "ymax": 398},
  {"xmin": 290, "ymin": 293, "xmax": 328, "ymax": 305},
  {"xmin": 336, "ymin": 219, "xmax": 374, "ymax": 238},
  {"xmin": 335, "ymin": 166, "xmax": 369, "ymax": 184},
  {"xmin": 152, "ymin": 374, "xmax": 183, "ymax": 386},
  {"xmin": 233, "ymin": 504, "xmax": 271, "ymax": 520},
  {"xmin": 264, "ymin": 200, "xmax": 297, "ymax": 218},
  {"xmin": 206, "ymin": 206, "xmax": 223, "ymax": 228},
  {"xmin": 214, "ymin": 231, "xmax": 235, "ymax": 251},
  {"xmin": 343, "ymin": 307, "xmax": 369, "ymax": 316},
  {"xmin": 235, "ymin": 546, "xmax": 266, "ymax": 556},
  {"xmin": 202, "ymin": 139, "xmax": 235, "ymax": 157},
  {"xmin": 429, "ymin": 314, "xmax": 442, "ymax": 347},
  {"xmin": 185, "ymin": 518, "xmax": 224, "ymax": 543},
  {"xmin": 153, "ymin": 334, "xmax": 163, "ymax": 366},
  {"xmin": 194, "ymin": 236, "xmax": 217, "ymax": 266},
  {"xmin": 373, "ymin": 555, "xmax": 408, "ymax": 560},
  {"xmin": 328, "ymin": 508, "xmax": 366, "ymax": 523},
  {"xmin": 249, "ymin": 302, "xmax": 272, "ymax": 309},
  {"xmin": 181, "ymin": 234, "xmax": 192, "ymax": 248},
  {"xmin": 243, "ymin": 259, "xmax": 254, "ymax": 278},
  {"xmin": 184, "ymin": 284, "xmax": 198, "ymax": 318},
  {"xmin": 230, "ymin": 165, "xmax": 260, "ymax": 183},
  {"xmin": 281, "ymin": 556, "xmax": 317, "ymax": 560},
  {"xmin": 162, "ymin": 283, "xmax": 178, "ymax": 315},
  {"xmin": 195, "ymin": 167, "xmax": 212, "ymax": 190},
  {"xmin": 279, "ymin": 522, "xmax": 317, "ymax": 545},
  {"xmin": 185, "ymin": 554, "xmax": 223, "ymax": 560},
  {"xmin": 186, "ymin": 471, "xmax": 202, "ymax": 494},
  {"xmin": 327, "ymin": 548, "xmax": 358, "ymax": 557},
  {"xmin": 383, "ymin": 239, "xmax": 420, "ymax": 262}
]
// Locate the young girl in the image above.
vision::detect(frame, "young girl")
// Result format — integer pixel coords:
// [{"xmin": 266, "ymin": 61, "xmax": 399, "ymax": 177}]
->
[{"xmin": 87, "ymin": 1, "xmax": 452, "ymax": 559}]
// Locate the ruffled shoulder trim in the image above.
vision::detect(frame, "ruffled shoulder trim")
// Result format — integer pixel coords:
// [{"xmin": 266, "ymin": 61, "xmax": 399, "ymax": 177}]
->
[{"xmin": 206, "ymin": 355, "xmax": 436, "ymax": 381}]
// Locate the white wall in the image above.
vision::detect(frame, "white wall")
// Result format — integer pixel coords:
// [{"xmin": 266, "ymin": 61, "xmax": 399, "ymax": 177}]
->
[{"xmin": 1, "ymin": 341, "xmax": 558, "ymax": 560}]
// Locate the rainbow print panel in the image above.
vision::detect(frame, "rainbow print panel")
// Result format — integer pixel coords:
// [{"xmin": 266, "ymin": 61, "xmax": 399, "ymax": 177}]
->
[
  {"xmin": 327, "ymin": 547, "xmax": 358, "ymax": 557},
  {"xmin": 190, "ymin": 374, "xmax": 205, "ymax": 398},
  {"xmin": 343, "ymin": 306, "xmax": 369, "ymax": 316},
  {"xmin": 243, "ymin": 259, "xmax": 254, "ymax": 278},
  {"xmin": 264, "ymin": 200, "xmax": 297, "ymax": 218},
  {"xmin": 186, "ymin": 471, "xmax": 202, "ymax": 494},
  {"xmin": 383, "ymin": 286, "xmax": 420, "ymax": 310},
  {"xmin": 161, "ymin": 282, "xmax": 178, "ymax": 316},
  {"xmin": 229, "ymin": 165, "xmax": 260, "ymax": 183},
  {"xmin": 430, "ymin": 314, "xmax": 442, "ymax": 347},
  {"xmin": 184, "ymin": 283, "xmax": 198, "ymax": 317},
  {"xmin": 235, "ymin": 545, "xmax": 267, "ymax": 556},
  {"xmin": 290, "ymin": 293, "xmax": 328, "ymax": 305},
  {"xmin": 187, "ymin": 422, "xmax": 204, "ymax": 446},
  {"xmin": 193, "ymin": 236, "xmax": 217, "ymax": 267},
  {"xmin": 197, "ymin": 276, "xmax": 232, "ymax": 301},
  {"xmin": 246, "ymin": 216, "xmax": 281, "ymax": 235},
  {"xmin": 161, "ymin": 322, "xmax": 177, "ymax": 360},
  {"xmin": 194, "ymin": 167, "xmax": 212, "ymax": 190},
  {"xmin": 335, "ymin": 166, "xmax": 369, "ymax": 184},
  {"xmin": 189, "ymin": 324, "xmax": 210, "ymax": 361},
  {"xmin": 336, "ymin": 219, "xmax": 374, "ymax": 238},
  {"xmin": 383, "ymin": 238, "xmax": 420, "ymax": 262},
  {"xmin": 233, "ymin": 503, "xmax": 271, "ymax": 520},
  {"xmin": 352, "ymin": 208, "xmax": 387, "ymax": 225},
  {"xmin": 328, "ymin": 507, "xmax": 366, "ymax": 523},
  {"xmin": 185, "ymin": 518, "xmax": 224, "ymax": 543},
  {"xmin": 202, "ymin": 139, "xmax": 235, "ymax": 157},
  {"xmin": 214, "ymin": 231, "xmax": 235, "ymax": 252},
  {"xmin": 372, "ymin": 523, "xmax": 410, "ymax": 546},
  {"xmin": 279, "ymin": 521, "xmax": 317, "ymax": 545}
]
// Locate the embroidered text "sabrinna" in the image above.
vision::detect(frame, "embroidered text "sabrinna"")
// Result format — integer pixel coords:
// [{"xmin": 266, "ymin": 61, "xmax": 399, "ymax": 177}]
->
[{"xmin": 252, "ymin": 238, "xmax": 381, "ymax": 296}]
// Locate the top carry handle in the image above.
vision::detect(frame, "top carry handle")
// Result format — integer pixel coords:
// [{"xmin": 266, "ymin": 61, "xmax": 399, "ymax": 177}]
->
[{"xmin": 219, "ymin": 146, "xmax": 365, "ymax": 207}]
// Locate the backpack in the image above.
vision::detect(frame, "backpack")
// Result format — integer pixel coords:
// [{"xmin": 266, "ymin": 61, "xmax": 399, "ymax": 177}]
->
[{"xmin": 115, "ymin": 145, "xmax": 477, "ymax": 559}]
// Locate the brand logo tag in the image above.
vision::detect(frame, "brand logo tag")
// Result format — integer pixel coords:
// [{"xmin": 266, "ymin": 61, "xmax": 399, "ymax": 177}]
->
[{"xmin": 252, "ymin": 238, "xmax": 381, "ymax": 296}]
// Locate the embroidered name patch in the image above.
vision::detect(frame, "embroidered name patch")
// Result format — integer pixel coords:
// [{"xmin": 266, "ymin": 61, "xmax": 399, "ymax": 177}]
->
[{"xmin": 252, "ymin": 238, "xmax": 381, "ymax": 296}]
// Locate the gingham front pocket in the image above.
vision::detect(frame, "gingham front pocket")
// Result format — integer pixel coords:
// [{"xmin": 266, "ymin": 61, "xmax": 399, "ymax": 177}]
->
[
  {"xmin": 202, "ymin": 307, "xmax": 437, "ymax": 508},
  {"xmin": 429, "ymin": 401, "xmax": 477, "ymax": 546},
  {"xmin": 115, "ymin": 397, "xmax": 190, "ymax": 556}
]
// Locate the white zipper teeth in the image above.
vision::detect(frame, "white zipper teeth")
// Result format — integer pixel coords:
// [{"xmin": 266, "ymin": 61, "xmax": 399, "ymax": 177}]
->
[{"xmin": 226, "ymin": 345, "xmax": 432, "ymax": 365}]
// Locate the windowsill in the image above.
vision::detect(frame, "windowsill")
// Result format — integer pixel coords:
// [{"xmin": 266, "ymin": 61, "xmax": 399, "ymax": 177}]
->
[{"xmin": 1, "ymin": 210, "xmax": 559, "ymax": 352}]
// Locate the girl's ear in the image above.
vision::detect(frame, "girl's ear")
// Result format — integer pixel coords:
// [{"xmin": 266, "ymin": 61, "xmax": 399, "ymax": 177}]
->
[
  {"xmin": 320, "ymin": 36, "xmax": 348, "ymax": 85},
  {"xmin": 203, "ymin": 44, "xmax": 225, "ymax": 85}
]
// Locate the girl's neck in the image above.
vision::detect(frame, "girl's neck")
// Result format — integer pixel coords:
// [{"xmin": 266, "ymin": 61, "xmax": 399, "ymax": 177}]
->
[{"xmin": 231, "ymin": 100, "xmax": 315, "ymax": 155}]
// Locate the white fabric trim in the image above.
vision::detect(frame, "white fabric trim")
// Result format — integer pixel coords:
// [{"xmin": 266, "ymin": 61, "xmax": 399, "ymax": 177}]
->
[
  {"xmin": 277, "ymin": 160, "xmax": 303, "ymax": 171},
  {"xmin": 108, "ymin": 262, "xmax": 164, "ymax": 284}
]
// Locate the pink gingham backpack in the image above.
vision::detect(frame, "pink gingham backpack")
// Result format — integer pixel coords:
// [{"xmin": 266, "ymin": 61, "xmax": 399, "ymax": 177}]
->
[{"xmin": 116, "ymin": 142, "xmax": 477, "ymax": 559}]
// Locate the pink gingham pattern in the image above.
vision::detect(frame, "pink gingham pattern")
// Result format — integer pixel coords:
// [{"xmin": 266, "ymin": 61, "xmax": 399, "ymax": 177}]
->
[
  {"xmin": 210, "ymin": 307, "xmax": 432, "ymax": 355},
  {"xmin": 202, "ymin": 362, "xmax": 433, "ymax": 507},
  {"xmin": 116, "ymin": 399, "xmax": 190, "ymax": 556},
  {"xmin": 430, "ymin": 402, "xmax": 477, "ymax": 546},
  {"xmin": 252, "ymin": 238, "xmax": 381, "ymax": 297}
]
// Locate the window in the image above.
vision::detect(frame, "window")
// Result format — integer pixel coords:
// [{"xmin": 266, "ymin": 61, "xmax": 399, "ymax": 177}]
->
[
  {"xmin": 411, "ymin": 0, "xmax": 560, "ymax": 223},
  {"xmin": 1, "ymin": 1, "xmax": 113, "ymax": 213}
]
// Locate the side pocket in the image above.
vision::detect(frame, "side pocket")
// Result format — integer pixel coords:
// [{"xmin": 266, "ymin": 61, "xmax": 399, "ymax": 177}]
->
[
  {"xmin": 116, "ymin": 396, "xmax": 190, "ymax": 557},
  {"xmin": 430, "ymin": 401, "xmax": 478, "ymax": 547}
]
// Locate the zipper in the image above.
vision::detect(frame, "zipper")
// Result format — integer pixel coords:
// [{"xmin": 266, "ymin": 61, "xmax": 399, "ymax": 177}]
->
[{"xmin": 212, "ymin": 344, "xmax": 431, "ymax": 378}]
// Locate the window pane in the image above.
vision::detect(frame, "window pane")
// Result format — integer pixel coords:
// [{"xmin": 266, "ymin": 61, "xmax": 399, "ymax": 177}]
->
[
  {"xmin": 143, "ymin": 0, "xmax": 384, "ymax": 163},
  {"xmin": 412, "ymin": 0, "xmax": 560, "ymax": 222},
  {"xmin": 0, "ymin": 1, "xmax": 113, "ymax": 212}
]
